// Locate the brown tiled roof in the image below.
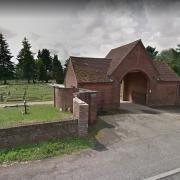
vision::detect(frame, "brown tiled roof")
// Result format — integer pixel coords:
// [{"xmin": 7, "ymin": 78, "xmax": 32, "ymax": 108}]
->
[
  {"xmin": 153, "ymin": 61, "xmax": 180, "ymax": 81},
  {"xmin": 106, "ymin": 39, "xmax": 140, "ymax": 75},
  {"xmin": 70, "ymin": 56, "xmax": 112, "ymax": 83}
]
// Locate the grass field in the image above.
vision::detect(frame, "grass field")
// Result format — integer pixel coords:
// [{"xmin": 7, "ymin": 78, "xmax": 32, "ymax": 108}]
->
[
  {"xmin": 0, "ymin": 104, "xmax": 72, "ymax": 128},
  {"xmin": 0, "ymin": 137, "xmax": 91, "ymax": 165},
  {"xmin": 0, "ymin": 80, "xmax": 53, "ymax": 103}
]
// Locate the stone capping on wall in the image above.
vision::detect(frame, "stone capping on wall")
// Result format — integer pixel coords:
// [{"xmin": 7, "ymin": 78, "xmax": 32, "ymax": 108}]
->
[
  {"xmin": 51, "ymin": 83, "xmax": 65, "ymax": 88},
  {"xmin": 0, "ymin": 118, "xmax": 78, "ymax": 149},
  {"xmin": 73, "ymin": 97, "xmax": 89, "ymax": 137},
  {"xmin": 78, "ymin": 88, "xmax": 97, "ymax": 93}
]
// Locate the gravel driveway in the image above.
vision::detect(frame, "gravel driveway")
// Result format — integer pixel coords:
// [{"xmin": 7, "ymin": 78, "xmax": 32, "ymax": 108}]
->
[{"xmin": 1, "ymin": 102, "xmax": 180, "ymax": 180}]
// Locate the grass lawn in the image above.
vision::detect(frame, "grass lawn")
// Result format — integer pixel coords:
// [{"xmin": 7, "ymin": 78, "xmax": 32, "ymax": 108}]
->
[
  {"xmin": 0, "ymin": 105, "xmax": 72, "ymax": 128},
  {"xmin": 0, "ymin": 80, "xmax": 53, "ymax": 103},
  {"xmin": 0, "ymin": 137, "xmax": 92, "ymax": 165}
]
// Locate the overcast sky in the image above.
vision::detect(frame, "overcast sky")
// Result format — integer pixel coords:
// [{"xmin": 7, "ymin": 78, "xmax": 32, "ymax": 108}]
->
[{"xmin": 0, "ymin": 0, "xmax": 180, "ymax": 64}]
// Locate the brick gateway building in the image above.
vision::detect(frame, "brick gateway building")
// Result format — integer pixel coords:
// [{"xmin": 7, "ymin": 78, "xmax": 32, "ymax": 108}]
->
[{"xmin": 53, "ymin": 40, "xmax": 180, "ymax": 123}]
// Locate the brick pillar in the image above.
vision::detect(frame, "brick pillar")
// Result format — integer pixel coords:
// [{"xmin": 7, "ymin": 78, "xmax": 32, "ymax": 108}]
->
[
  {"xmin": 73, "ymin": 97, "xmax": 88, "ymax": 137},
  {"xmin": 89, "ymin": 93, "xmax": 97, "ymax": 124}
]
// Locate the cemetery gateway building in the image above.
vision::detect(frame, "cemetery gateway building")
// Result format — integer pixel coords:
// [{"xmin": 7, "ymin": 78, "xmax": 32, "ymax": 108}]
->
[{"xmin": 53, "ymin": 39, "xmax": 180, "ymax": 123}]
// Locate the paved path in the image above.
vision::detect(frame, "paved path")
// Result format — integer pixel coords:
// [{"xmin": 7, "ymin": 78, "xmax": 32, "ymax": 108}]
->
[
  {"xmin": 0, "ymin": 101, "xmax": 53, "ymax": 107},
  {"xmin": 1, "ymin": 103, "xmax": 180, "ymax": 180}
]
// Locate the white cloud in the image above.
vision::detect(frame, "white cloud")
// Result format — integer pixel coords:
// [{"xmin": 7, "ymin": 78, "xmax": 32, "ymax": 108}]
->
[
  {"xmin": 0, "ymin": 0, "xmax": 180, "ymax": 64},
  {"xmin": 0, "ymin": 26, "xmax": 17, "ymax": 38}
]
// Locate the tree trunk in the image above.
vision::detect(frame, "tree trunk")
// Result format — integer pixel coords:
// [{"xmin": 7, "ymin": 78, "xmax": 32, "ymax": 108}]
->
[{"xmin": 28, "ymin": 79, "xmax": 30, "ymax": 84}]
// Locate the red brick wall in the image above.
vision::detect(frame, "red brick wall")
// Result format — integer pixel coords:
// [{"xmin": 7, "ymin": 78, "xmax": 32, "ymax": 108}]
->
[
  {"xmin": 152, "ymin": 81, "xmax": 178, "ymax": 106},
  {"xmin": 176, "ymin": 83, "xmax": 180, "ymax": 105},
  {"xmin": 0, "ymin": 119, "xmax": 78, "ymax": 149},
  {"xmin": 75, "ymin": 91, "xmax": 97, "ymax": 124},
  {"xmin": 64, "ymin": 60, "xmax": 78, "ymax": 88},
  {"xmin": 54, "ymin": 87, "xmax": 77, "ymax": 112},
  {"xmin": 78, "ymin": 82, "xmax": 117, "ymax": 111}
]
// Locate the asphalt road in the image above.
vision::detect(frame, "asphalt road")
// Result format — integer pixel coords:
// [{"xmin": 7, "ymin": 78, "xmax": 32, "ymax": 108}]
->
[{"xmin": 1, "ymin": 103, "xmax": 180, "ymax": 180}]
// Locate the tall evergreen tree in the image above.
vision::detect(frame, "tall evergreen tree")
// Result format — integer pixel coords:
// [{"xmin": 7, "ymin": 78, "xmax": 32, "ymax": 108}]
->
[
  {"xmin": 38, "ymin": 49, "xmax": 52, "ymax": 82},
  {"xmin": 17, "ymin": 37, "xmax": 35, "ymax": 83},
  {"xmin": 176, "ymin": 44, "xmax": 180, "ymax": 53},
  {"xmin": 52, "ymin": 55, "xmax": 64, "ymax": 84},
  {"xmin": 36, "ymin": 50, "xmax": 46, "ymax": 81},
  {"xmin": 146, "ymin": 46, "xmax": 158, "ymax": 60},
  {"xmin": 0, "ymin": 33, "xmax": 14, "ymax": 84},
  {"xmin": 63, "ymin": 59, "xmax": 69, "ymax": 77}
]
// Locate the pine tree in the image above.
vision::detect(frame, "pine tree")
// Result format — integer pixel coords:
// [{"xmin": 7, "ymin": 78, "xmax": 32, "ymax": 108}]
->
[
  {"xmin": 0, "ymin": 33, "xmax": 14, "ymax": 84},
  {"xmin": 17, "ymin": 37, "xmax": 35, "ymax": 83},
  {"xmin": 36, "ymin": 50, "xmax": 49, "ymax": 82},
  {"xmin": 36, "ymin": 57, "xmax": 46, "ymax": 82},
  {"xmin": 52, "ymin": 55, "xmax": 64, "ymax": 84},
  {"xmin": 38, "ymin": 49, "xmax": 52, "ymax": 82},
  {"xmin": 63, "ymin": 59, "xmax": 69, "ymax": 76}
]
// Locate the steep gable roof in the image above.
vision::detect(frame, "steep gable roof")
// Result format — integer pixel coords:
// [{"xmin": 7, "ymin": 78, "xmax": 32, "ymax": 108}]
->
[
  {"xmin": 153, "ymin": 61, "xmax": 180, "ymax": 81},
  {"xmin": 68, "ymin": 40, "xmax": 180, "ymax": 84},
  {"xmin": 70, "ymin": 56, "xmax": 112, "ymax": 83},
  {"xmin": 106, "ymin": 39, "xmax": 140, "ymax": 75}
]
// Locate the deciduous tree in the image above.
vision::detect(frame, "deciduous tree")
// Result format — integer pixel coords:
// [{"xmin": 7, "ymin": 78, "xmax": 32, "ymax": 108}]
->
[{"xmin": 156, "ymin": 47, "xmax": 180, "ymax": 76}]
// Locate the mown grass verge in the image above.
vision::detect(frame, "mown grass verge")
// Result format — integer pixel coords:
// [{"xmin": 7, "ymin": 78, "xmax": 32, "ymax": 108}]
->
[
  {"xmin": 0, "ymin": 136, "xmax": 92, "ymax": 165},
  {"xmin": 0, "ymin": 114, "xmax": 112, "ymax": 165}
]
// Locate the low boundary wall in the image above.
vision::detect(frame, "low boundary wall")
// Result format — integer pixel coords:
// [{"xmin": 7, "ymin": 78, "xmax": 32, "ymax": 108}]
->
[
  {"xmin": 0, "ymin": 119, "xmax": 78, "ymax": 149},
  {"xmin": 0, "ymin": 97, "xmax": 89, "ymax": 149}
]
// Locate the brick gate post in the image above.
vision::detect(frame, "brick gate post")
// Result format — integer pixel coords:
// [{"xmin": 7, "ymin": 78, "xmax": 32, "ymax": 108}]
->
[{"xmin": 73, "ymin": 97, "xmax": 89, "ymax": 137}]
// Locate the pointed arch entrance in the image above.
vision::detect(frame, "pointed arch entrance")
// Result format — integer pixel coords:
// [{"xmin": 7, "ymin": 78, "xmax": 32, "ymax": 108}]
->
[{"xmin": 120, "ymin": 70, "xmax": 150, "ymax": 105}]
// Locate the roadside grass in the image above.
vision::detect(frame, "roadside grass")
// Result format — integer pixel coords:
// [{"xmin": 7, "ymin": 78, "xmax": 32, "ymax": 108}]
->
[
  {"xmin": 0, "ymin": 117, "xmax": 110, "ymax": 165},
  {"xmin": 0, "ymin": 136, "xmax": 92, "ymax": 165},
  {"xmin": 0, "ymin": 105, "xmax": 72, "ymax": 128},
  {"xmin": 0, "ymin": 101, "xmax": 113, "ymax": 165},
  {"xmin": 0, "ymin": 81, "xmax": 53, "ymax": 103}
]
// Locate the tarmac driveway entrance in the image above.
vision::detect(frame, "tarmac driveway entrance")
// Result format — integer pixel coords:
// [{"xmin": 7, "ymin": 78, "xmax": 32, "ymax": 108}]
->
[{"xmin": 97, "ymin": 102, "xmax": 180, "ymax": 147}]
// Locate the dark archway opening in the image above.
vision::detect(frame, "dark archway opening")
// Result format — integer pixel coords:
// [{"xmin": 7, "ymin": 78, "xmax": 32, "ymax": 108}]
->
[{"xmin": 120, "ymin": 71, "xmax": 149, "ymax": 105}]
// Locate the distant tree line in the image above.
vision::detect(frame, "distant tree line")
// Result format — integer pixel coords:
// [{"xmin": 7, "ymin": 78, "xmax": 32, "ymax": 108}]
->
[
  {"xmin": 0, "ymin": 33, "xmax": 67, "ymax": 84},
  {"xmin": 1, "ymin": 32, "xmax": 180, "ymax": 84}
]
